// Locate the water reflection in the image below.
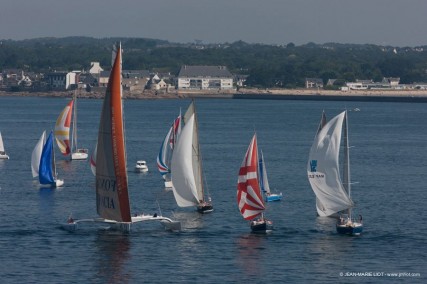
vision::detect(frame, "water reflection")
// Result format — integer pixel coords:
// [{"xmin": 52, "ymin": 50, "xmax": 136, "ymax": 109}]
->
[
  {"xmin": 93, "ymin": 231, "xmax": 131, "ymax": 284},
  {"xmin": 172, "ymin": 211, "xmax": 204, "ymax": 230},
  {"xmin": 39, "ymin": 187, "xmax": 55, "ymax": 217},
  {"xmin": 236, "ymin": 233, "xmax": 266, "ymax": 278},
  {"xmin": 57, "ymin": 159, "xmax": 73, "ymax": 173},
  {"xmin": 307, "ymin": 217, "xmax": 358, "ymax": 275}
]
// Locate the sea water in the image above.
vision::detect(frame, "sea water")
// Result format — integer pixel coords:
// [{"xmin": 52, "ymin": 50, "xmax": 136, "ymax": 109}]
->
[{"xmin": 0, "ymin": 96, "xmax": 425, "ymax": 283}]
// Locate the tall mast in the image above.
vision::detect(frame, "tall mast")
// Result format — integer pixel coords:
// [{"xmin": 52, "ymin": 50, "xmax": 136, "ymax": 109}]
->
[
  {"xmin": 71, "ymin": 91, "xmax": 77, "ymax": 152},
  {"xmin": 343, "ymin": 110, "xmax": 352, "ymax": 217},
  {"xmin": 192, "ymin": 100, "xmax": 206, "ymax": 201}
]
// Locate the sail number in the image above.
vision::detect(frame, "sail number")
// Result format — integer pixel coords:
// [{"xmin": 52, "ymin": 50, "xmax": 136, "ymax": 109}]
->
[{"xmin": 308, "ymin": 174, "xmax": 325, "ymax": 178}]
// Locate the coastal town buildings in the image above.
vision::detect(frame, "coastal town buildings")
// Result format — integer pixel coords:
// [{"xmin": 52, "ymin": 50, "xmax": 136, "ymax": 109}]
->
[
  {"xmin": 45, "ymin": 71, "xmax": 80, "ymax": 90},
  {"xmin": 177, "ymin": 65, "xmax": 234, "ymax": 90}
]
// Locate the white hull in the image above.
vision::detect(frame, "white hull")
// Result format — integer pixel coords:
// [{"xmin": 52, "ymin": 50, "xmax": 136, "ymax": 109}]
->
[
  {"xmin": 0, "ymin": 154, "xmax": 9, "ymax": 159},
  {"xmin": 71, "ymin": 151, "xmax": 88, "ymax": 160},
  {"xmin": 164, "ymin": 180, "xmax": 173, "ymax": 189},
  {"xmin": 135, "ymin": 160, "xmax": 148, "ymax": 173},
  {"xmin": 40, "ymin": 179, "xmax": 64, "ymax": 188},
  {"xmin": 135, "ymin": 167, "xmax": 148, "ymax": 173},
  {"xmin": 63, "ymin": 215, "xmax": 181, "ymax": 232}
]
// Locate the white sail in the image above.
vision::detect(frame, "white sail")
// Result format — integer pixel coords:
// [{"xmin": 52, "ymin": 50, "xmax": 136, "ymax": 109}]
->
[
  {"xmin": 259, "ymin": 150, "xmax": 271, "ymax": 195},
  {"xmin": 31, "ymin": 131, "xmax": 46, "ymax": 178},
  {"xmin": 171, "ymin": 114, "xmax": 200, "ymax": 207},
  {"xmin": 307, "ymin": 111, "xmax": 353, "ymax": 216},
  {"xmin": 0, "ymin": 132, "xmax": 5, "ymax": 152},
  {"xmin": 71, "ymin": 92, "xmax": 78, "ymax": 152},
  {"xmin": 0, "ymin": 131, "xmax": 9, "ymax": 159},
  {"xmin": 315, "ymin": 111, "xmax": 328, "ymax": 217},
  {"xmin": 182, "ymin": 101, "xmax": 204, "ymax": 199}
]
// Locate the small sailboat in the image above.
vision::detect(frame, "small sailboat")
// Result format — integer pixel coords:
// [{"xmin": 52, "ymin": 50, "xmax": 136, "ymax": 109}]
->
[
  {"xmin": 31, "ymin": 131, "xmax": 64, "ymax": 187},
  {"xmin": 63, "ymin": 43, "xmax": 180, "ymax": 232},
  {"xmin": 307, "ymin": 110, "xmax": 363, "ymax": 235},
  {"xmin": 0, "ymin": 131, "xmax": 10, "ymax": 159},
  {"xmin": 170, "ymin": 100, "xmax": 213, "ymax": 213},
  {"xmin": 70, "ymin": 91, "xmax": 89, "ymax": 160},
  {"xmin": 157, "ymin": 113, "xmax": 181, "ymax": 188},
  {"xmin": 54, "ymin": 91, "xmax": 88, "ymax": 160},
  {"xmin": 89, "ymin": 143, "xmax": 97, "ymax": 176},
  {"xmin": 237, "ymin": 133, "xmax": 273, "ymax": 233},
  {"xmin": 259, "ymin": 150, "xmax": 282, "ymax": 202}
]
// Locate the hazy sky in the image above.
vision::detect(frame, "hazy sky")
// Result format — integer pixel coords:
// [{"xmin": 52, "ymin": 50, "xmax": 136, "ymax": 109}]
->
[{"xmin": 1, "ymin": 0, "xmax": 426, "ymax": 46}]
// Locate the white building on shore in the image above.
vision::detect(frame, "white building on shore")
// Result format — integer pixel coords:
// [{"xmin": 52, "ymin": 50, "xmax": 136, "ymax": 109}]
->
[{"xmin": 177, "ymin": 65, "xmax": 234, "ymax": 90}]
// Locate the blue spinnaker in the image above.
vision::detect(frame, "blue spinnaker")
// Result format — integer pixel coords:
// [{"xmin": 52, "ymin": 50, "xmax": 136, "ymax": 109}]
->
[{"xmin": 39, "ymin": 132, "xmax": 55, "ymax": 185}]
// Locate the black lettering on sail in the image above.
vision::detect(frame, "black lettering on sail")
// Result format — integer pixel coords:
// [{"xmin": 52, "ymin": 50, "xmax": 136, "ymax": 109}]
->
[
  {"xmin": 96, "ymin": 193, "xmax": 116, "ymax": 209},
  {"xmin": 96, "ymin": 177, "xmax": 117, "ymax": 192}
]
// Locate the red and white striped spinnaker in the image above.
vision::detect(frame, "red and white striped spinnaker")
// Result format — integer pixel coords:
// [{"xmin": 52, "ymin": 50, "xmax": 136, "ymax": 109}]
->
[
  {"xmin": 54, "ymin": 100, "xmax": 74, "ymax": 155},
  {"xmin": 237, "ymin": 133, "xmax": 265, "ymax": 220}
]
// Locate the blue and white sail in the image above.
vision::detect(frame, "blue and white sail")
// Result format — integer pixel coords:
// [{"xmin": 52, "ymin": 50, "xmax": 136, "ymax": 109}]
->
[
  {"xmin": 157, "ymin": 113, "xmax": 182, "ymax": 188},
  {"xmin": 32, "ymin": 131, "xmax": 64, "ymax": 187}
]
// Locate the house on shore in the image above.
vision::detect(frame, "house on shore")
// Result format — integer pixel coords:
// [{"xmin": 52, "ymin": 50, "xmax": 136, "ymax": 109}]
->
[
  {"xmin": 45, "ymin": 71, "xmax": 80, "ymax": 90},
  {"xmin": 305, "ymin": 78, "xmax": 324, "ymax": 88},
  {"xmin": 177, "ymin": 65, "xmax": 234, "ymax": 90}
]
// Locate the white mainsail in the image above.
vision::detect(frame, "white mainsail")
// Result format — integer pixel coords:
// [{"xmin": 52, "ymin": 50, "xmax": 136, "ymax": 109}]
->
[
  {"xmin": 259, "ymin": 150, "xmax": 271, "ymax": 195},
  {"xmin": 0, "ymin": 132, "xmax": 5, "ymax": 153},
  {"xmin": 171, "ymin": 114, "xmax": 200, "ymax": 206},
  {"xmin": 315, "ymin": 111, "xmax": 328, "ymax": 216},
  {"xmin": 183, "ymin": 101, "xmax": 204, "ymax": 200},
  {"xmin": 307, "ymin": 111, "xmax": 353, "ymax": 217},
  {"xmin": 31, "ymin": 131, "xmax": 46, "ymax": 178}
]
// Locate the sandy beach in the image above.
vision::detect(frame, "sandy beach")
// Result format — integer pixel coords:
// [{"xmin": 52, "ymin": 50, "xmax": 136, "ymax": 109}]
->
[{"xmin": 1, "ymin": 87, "xmax": 427, "ymax": 100}]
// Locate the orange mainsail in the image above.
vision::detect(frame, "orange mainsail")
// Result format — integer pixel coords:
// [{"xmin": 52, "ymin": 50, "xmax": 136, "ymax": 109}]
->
[{"xmin": 95, "ymin": 43, "xmax": 131, "ymax": 222}]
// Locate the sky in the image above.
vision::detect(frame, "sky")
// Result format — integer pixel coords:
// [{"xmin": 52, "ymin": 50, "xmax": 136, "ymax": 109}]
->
[{"xmin": 1, "ymin": 0, "xmax": 427, "ymax": 47}]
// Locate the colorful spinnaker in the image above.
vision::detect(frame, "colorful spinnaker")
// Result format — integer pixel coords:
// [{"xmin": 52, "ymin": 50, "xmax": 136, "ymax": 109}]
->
[{"xmin": 54, "ymin": 100, "xmax": 74, "ymax": 155}]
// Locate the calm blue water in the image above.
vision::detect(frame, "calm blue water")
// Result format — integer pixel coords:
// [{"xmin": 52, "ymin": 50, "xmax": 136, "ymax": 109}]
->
[{"xmin": 0, "ymin": 96, "xmax": 425, "ymax": 283}]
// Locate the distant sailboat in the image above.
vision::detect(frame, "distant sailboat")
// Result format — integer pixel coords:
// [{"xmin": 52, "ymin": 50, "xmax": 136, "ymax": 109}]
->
[
  {"xmin": 70, "ymin": 91, "xmax": 88, "ymax": 160},
  {"xmin": 0, "ymin": 131, "xmax": 10, "ymax": 159},
  {"xmin": 89, "ymin": 143, "xmax": 97, "ymax": 176},
  {"xmin": 237, "ymin": 133, "xmax": 273, "ymax": 233},
  {"xmin": 157, "ymin": 112, "xmax": 181, "ymax": 188},
  {"xmin": 259, "ymin": 150, "xmax": 282, "ymax": 202},
  {"xmin": 170, "ymin": 100, "xmax": 213, "ymax": 213},
  {"xmin": 307, "ymin": 111, "xmax": 363, "ymax": 235},
  {"xmin": 54, "ymin": 91, "xmax": 88, "ymax": 160},
  {"xmin": 63, "ymin": 43, "xmax": 180, "ymax": 232},
  {"xmin": 31, "ymin": 131, "xmax": 64, "ymax": 187}
]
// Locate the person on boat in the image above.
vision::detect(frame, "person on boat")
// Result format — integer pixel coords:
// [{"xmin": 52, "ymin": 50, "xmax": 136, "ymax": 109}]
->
[
  {"xmin": 359, "ymin": 215, "xmax": 363, "ymax": 223},
  {"xmin": 67, "ymin": 217, "xmax": 74, "ymax": 223}
]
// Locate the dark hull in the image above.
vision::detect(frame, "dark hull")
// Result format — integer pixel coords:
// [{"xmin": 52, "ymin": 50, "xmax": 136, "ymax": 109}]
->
[
  {"xmin": 336, "ymin": 223, "xmax": 363, "ymax": 235},
  {"xmin": 197, "ymin": 204, "xmax": 213, "ymax": 214},
  {"xmin": 251, "ymin": 220, "xmax": 273, "ymax": 233}
]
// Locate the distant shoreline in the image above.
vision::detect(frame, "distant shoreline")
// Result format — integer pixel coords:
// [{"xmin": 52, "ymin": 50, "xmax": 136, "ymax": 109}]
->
[{"xmin": 2, "ymin": 88, "xmax": 427, "ymax": 102}]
